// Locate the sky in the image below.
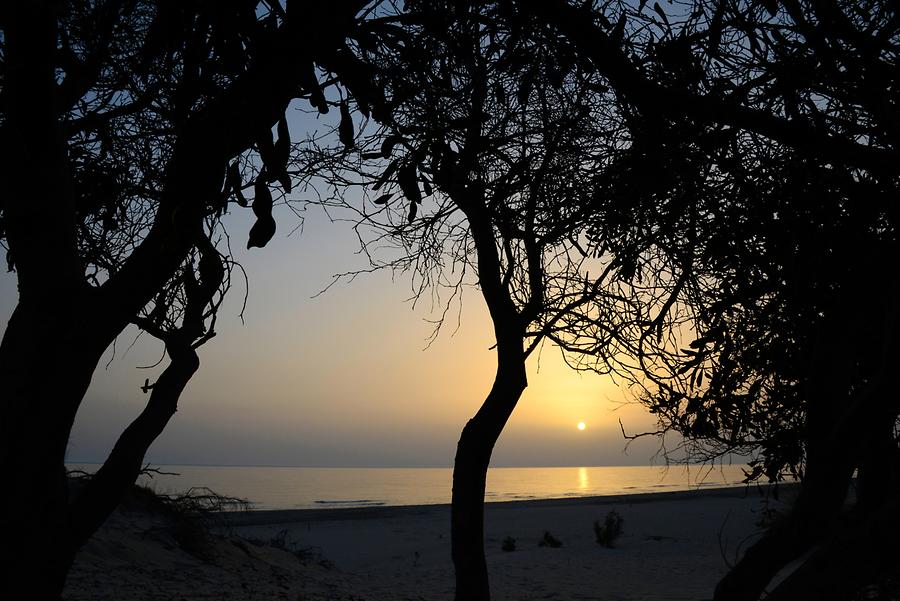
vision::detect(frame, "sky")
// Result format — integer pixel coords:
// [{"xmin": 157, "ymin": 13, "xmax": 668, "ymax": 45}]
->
[{"xmin": 0, "ymin": 107, "xmax": 670, "ymax": 469}]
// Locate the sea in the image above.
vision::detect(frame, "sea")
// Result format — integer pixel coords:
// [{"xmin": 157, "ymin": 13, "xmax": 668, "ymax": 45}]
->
[{"xmin": 69, "ymin": 463, "xmax": 752, "ymax": 510}]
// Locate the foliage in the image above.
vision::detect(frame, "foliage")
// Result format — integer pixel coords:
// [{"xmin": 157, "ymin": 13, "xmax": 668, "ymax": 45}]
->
[
  {"xmin": 537, "ymin": 531, "xmax": 562, "ymax": 548},
  {"xmin": 594, "ymin": 510, "xmax": 624, "ymax": 548}
]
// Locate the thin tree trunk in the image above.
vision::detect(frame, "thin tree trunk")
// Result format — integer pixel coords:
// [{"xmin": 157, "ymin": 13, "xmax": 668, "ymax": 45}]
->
[
  {"xmin": 451, "ymin": 338, "xmax": 526, "ymax": 601},
  {"xmin": 68, "ymin": 341, "xmax": 200, "ymax": 548},
  {"xmin": 449, "ymin": 171, "xmax": 529, "ymax": 600}
]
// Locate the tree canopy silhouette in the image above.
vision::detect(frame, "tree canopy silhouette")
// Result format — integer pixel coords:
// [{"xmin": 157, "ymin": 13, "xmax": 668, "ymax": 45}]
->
[
  {"xmin": 527, "ymin": 1, "xmax": 900, "ymax": 598},
  {"xmin": 0, "ymin": 2, "xmax": 386, "ymax": 598},
  {"xmin": 320, "ymin": 1, "xmax": 900, "ymax": 599},
  {"xmin": 311, "ymin": 2, "xmax": 695, "ymax": 598}
]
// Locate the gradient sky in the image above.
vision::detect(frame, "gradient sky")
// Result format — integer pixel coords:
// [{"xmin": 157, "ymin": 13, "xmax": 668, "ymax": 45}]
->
[{"xmin": 0, "ymin": 106, "xmax": 668, "ymax": 468}]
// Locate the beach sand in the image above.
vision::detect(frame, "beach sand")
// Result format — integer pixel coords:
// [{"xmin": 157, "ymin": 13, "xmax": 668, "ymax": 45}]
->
[{"xmin": 65, "ymin": 486, "xmax": 789, "ymax": 600}]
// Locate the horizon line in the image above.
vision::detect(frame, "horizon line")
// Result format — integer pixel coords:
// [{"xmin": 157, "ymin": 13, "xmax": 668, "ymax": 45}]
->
[{"xmin": 66, "ymin": 461, "xmax": 749, "ymax": 470}]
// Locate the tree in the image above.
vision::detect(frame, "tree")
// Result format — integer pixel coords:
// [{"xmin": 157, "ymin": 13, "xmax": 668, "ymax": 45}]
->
[
  {"xmin": 0, "ymin": 2, "xmax": 385, "ymax": 597},
  {"xmin": 313, "ymin": 3, "xmax": 656, "ymax": 598},
  {"xmin": 525, "ymin": 1, "xmax": 900, "ymax": 598}
]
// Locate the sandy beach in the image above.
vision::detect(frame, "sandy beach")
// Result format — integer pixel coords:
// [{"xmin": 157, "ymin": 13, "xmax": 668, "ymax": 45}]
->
[{"xmin": 65, "ymin": 485, "xmax": 791, "ymax": 600}]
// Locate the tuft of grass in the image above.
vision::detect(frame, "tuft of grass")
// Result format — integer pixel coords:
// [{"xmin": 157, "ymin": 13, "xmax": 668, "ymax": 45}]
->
[
  {"xmin": 594, "ymin": 510, "xmax": 624, "ymax": 548},
  {"xmin": 537, "ymin": 531, "xmax": 562, "ymax": 548},
  {"xmin": 264, "ymin": 528, "xmax": 318, "ymax": 563},
  {"xmin": 501, "ymin": 536, "xmax": 516, "ymax": 552}
]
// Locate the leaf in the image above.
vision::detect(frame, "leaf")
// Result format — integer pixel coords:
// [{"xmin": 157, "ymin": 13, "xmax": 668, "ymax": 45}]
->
[
  {"xmin": 397, "ymin": 163, "xmax": 421, "ymax": 204},
  {"xmin": 708, "ymin": 1, "xmax": 725, "ymax": 57},
  {"xmin": 275, "ymin": 115, "xmax": 290, "ymax": 164},
  {"xmin": 227, "ymin": 162, "xmax": 247, "ymax": 207},
  {"xmin": 494, "ymin": 82, "xmax": 507, "ymax": 106},
  {"xmin": 273, "ymin": 115, "xmax": 292, "ymax": 193},
  {"xmin": 350, "ymin": 88, "xmax": 371, "ymax": 119},
  {"xmin": 102, "ymin": 213, "xmax": 118, "ymax": 231},
  {"xmin": 422, "ymin": 180, "xmax": 433, "ymax": 196},
  {"xmin": 197, "ymin": 240, "xmax": 225, "ymax": 301},
  {"xmin": 301, "ymin": 62, "xmax": 328, "ymax": 114},
  {"xmin": 762, "ymin": 0, "xmax": 778, "ymax": 17},
  {"xmin": 653, "ymin": 3, "xmax": 670, "ymax": 28},
  {"xmin": 381, "ymin": 134, "xmax": 402, "ymax": 158},
  {"xmin": 516, "ymin": 69, "xmax": 533, "ymax": 105},
  {"xmin": 407, "ymin": 200, "xmax": 418, "ymax": 223},
  {"xmin": 372, "ymin": 158, "xmax": 399, "ymax": 191},
  {"xmin": 338, "ymin": 99, "xmax": 354, "ymax": 149},
  {"xmin": 277, "ymin": 172, "xmax": 292, "ymax": 194},
  {"xmin": 611, "ymin": 13, "xmax": 626, "ymax": 43},
  {"xmin": 373, "ymin": 193, "xmax": 391, "ymax": 205}
]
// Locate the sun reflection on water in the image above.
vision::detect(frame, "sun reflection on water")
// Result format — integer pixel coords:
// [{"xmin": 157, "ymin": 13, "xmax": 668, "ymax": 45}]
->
[{"xmin": 578, "ymin": 466, "xmax": 589, "ymax": 491}]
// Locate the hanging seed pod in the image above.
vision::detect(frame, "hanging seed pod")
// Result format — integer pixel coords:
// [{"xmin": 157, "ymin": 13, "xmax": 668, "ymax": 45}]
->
[
  {"xmin": 398, "ymin": 163, "xmax": 421, "ymax": 204},
  {"xmin": 247, "ymin": 215, "xmax": 276, "ymax": 249},
  {"xmin": 247, "ymin": 177, "xmax": 276, "ymax": 248},
  {"xmin": 252, "ymin": 177, "xmax": 273, "ymax": 218},
  {"xmin": 274, "ymin": 115, "xmax": 292, "ymax": 193},
  {"xmin": 373, "ymin": 193, "xmax": 392, "ymax": 205},
  {"xmin": 301, "ymin": 63, "xmax": 328, "ymax": 113},
  {"xmin": 407, "ymin": 200, "xmax": 418, "ymax": 223},
  {"xmin": 338, "ymin": 99, "xmax": 354, "ymax": 149}
]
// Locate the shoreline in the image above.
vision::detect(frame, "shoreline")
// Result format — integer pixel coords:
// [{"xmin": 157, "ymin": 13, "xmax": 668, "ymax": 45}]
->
[{"xmin": 217, "ymin": 481, "xmax": 794, "ymax": 526}]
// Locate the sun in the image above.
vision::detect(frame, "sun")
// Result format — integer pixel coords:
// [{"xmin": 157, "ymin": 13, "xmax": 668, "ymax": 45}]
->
[{"xmin": 577, "ymin": 421, "xmax": 586, "ymax": 431}]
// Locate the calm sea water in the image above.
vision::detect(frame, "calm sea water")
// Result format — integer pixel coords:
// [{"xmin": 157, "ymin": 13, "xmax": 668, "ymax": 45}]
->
[{"xmin": 69, "ymin": 464, "xmax": 750, "ymax": 510}]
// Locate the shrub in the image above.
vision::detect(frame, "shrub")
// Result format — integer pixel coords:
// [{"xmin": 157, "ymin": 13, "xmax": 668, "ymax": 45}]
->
[
  {"xmin": 538, "ymin": 531, "xmax": 562, "ymax": 548},
  {"xmin": 501, "ymin": 536, "xmax": 516, "ymax": 552},
  {"xmin": 594, "ymin": 510, "xmax": 624, "ymax": 548}
]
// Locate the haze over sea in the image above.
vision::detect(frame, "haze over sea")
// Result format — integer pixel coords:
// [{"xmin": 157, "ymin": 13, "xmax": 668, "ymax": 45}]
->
[{"xmin": 71, "ymin": 464, "xmax": 751, "ymax": 510}]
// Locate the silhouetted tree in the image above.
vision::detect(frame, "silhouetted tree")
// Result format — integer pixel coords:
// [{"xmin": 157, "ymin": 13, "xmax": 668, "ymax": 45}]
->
[
  {"xmin": 311, "ymin": 3, "xmax": 661, "ymax": 599},
  {"xmin": 0, "ymin": 2, "xmax": 386, "ymax": 598},
  {"xmin": 526, "ymin": 2, "xmax": 900, "ymax": 599}
]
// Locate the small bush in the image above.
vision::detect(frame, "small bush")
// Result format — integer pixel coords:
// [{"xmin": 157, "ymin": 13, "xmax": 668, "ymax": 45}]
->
[
  {"xmin": 594, "ymin": 510, "xmax": 624, "ymax": 548},
  {"xmin": 538, "ymin": 531, "xmax": 562, "ymax": 548},
  {"xmin": 501, "ymin": 536, "xmax": 516, "ymax": 552}
]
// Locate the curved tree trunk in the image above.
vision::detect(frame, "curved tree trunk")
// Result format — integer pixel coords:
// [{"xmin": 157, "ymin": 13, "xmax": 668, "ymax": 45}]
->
[
  {"xmin": 1, "ymin": 315, "xmax": 201, "ymax": 601},
  {"xmin": 449, "ymin": 165, "xmax": 531, "ymax": 600},
  {"xmin": 68, "ymin": 340, "xmax": 200, "ymax": 548},
  {"xmin": 451, "ymin": 329, "xmax": 526, "ymax": 601}
]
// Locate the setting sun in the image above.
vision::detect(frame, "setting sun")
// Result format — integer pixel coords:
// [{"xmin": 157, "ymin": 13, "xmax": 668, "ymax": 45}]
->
[{"xmin": 577, "ymin": 422, "xmax": 586, "ymax": 431}]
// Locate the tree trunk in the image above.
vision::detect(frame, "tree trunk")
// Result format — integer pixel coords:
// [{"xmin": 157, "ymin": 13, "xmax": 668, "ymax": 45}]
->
[
  {"xmin": 68, "ymin": 341, "xmax": 200, "ymax": 548},
  {"xmin": 763, "ymin": 491, "xmax": 900, "ymax": 601},
  {"xmin": 712, "ymin": 453, "xmax": 855, "ymax": 601},
  {"xmin": 0, "ymin": 303, "xmax": 106, "ymax": 601},
  {"xmin": 448, "ymin": 162, "xmax": 531, "ymax": 601},
  {"xmin": 451, "ymin": 335, "xmax": 526, "ymax": 601}
]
